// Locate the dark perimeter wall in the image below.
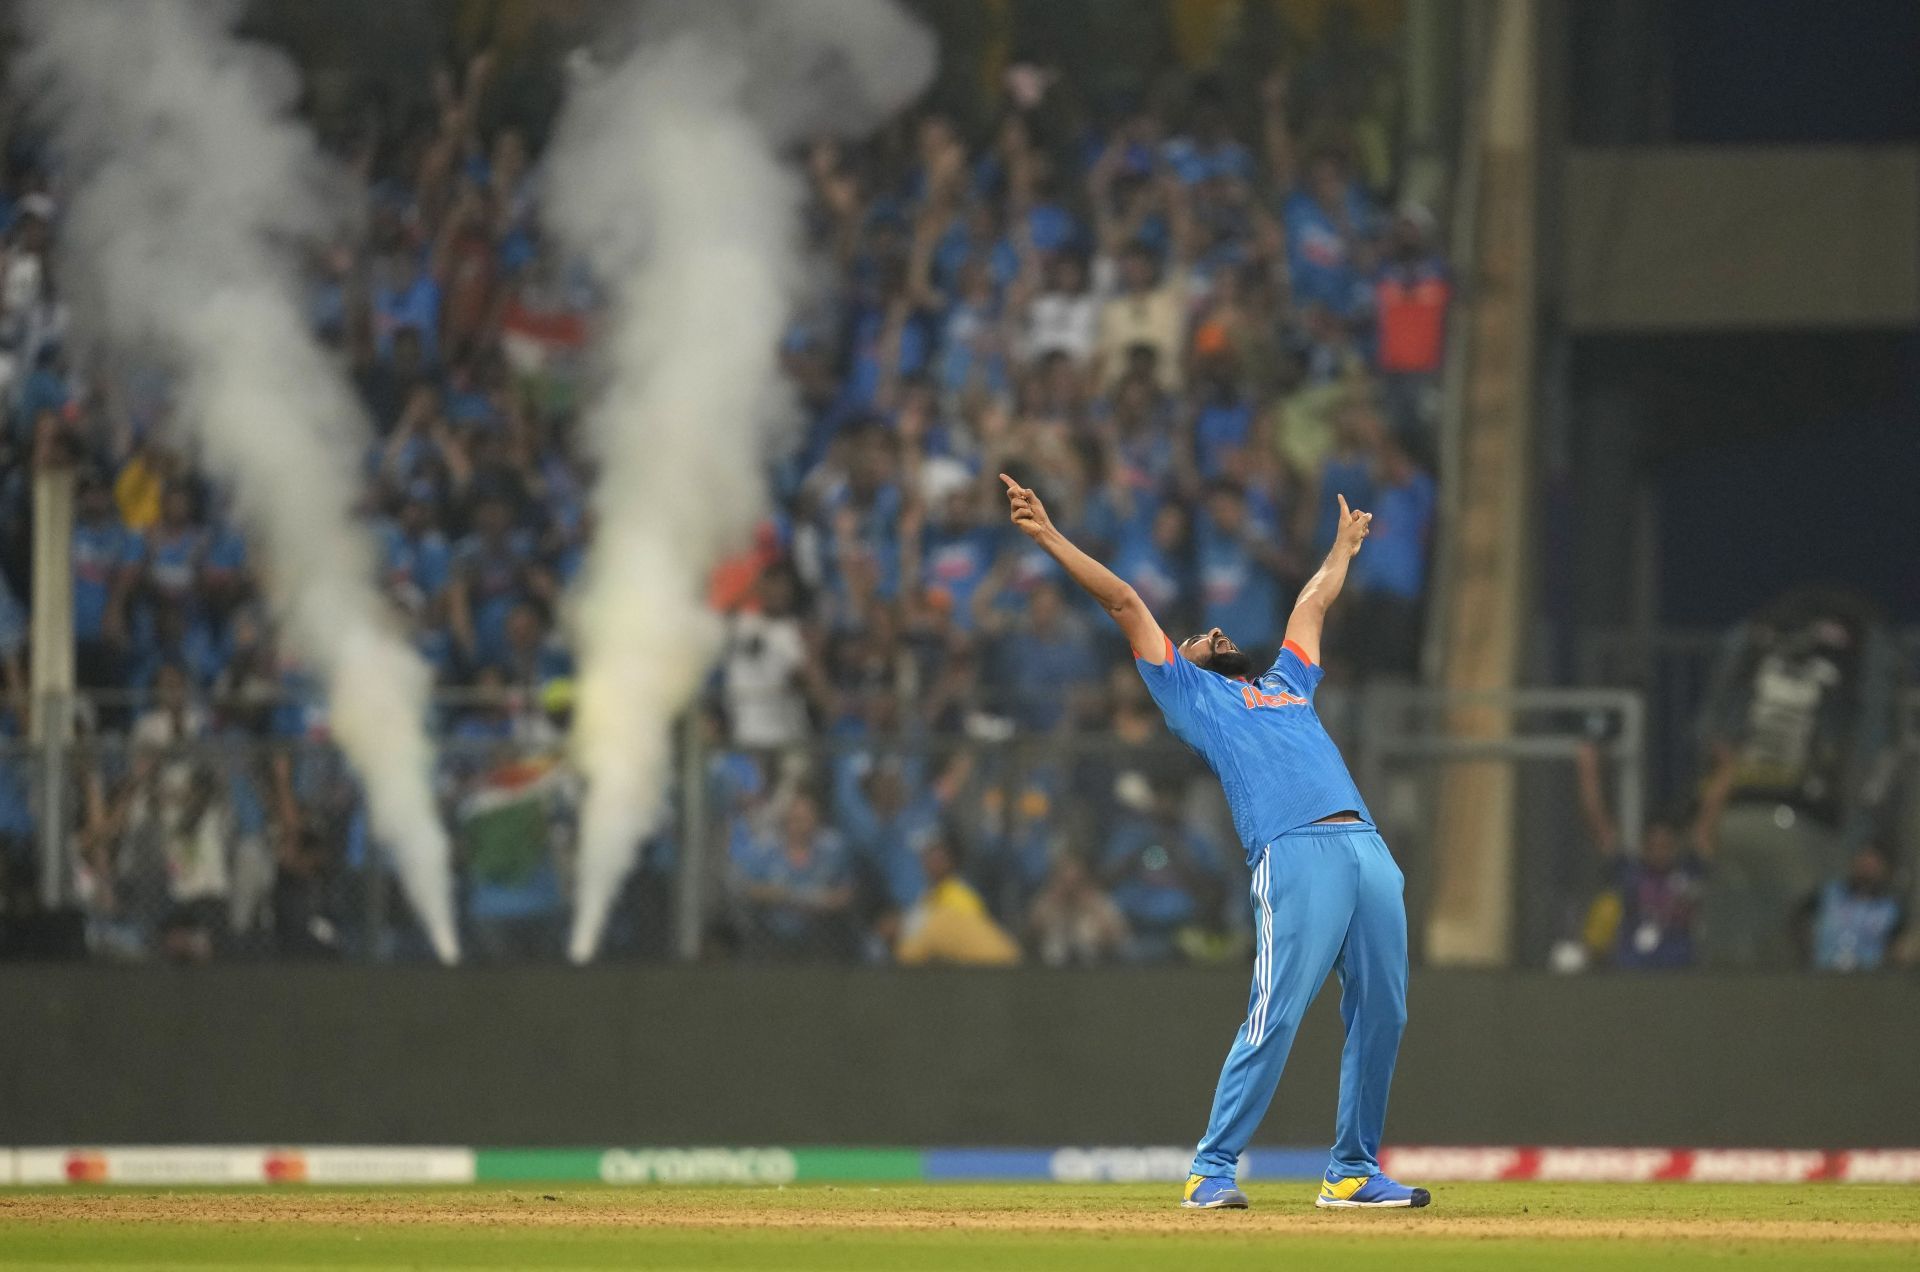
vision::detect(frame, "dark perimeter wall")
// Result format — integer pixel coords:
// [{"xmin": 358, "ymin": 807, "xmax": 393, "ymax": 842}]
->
[{"xmin": 1, "ymin": 967, "xmax": 1912, "ymax": 1148}]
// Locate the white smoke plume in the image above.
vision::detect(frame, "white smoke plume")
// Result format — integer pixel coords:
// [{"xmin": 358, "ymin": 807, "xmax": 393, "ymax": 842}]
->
[
  {"xmin": 550, "ymin": 1, "xmax": 934, "ymax": 962},
  {"xmin": 21, "ymin": 0, "xmax": 460, "ymax": 962}
]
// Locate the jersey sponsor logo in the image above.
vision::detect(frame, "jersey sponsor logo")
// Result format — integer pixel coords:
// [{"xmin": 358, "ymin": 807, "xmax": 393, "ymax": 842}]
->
[{"xmin": 1241, "ymin": 684, "xmax": 1308, "ymax": 710}]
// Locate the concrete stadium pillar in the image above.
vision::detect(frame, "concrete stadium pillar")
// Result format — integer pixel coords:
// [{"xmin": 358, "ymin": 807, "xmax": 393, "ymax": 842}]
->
[
  {"xmin": 29, "ymin": 463, "xmax": 76, "ymax": 907},
  {"xmin": 1423, "ymin": 0, "xmax": 1540, "ymax": 966}
]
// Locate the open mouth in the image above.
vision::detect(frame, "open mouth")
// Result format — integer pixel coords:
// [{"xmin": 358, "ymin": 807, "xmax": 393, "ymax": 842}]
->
[{"xmin": 1183, "ymin": 634, "xmax": 1237, "ymax": 661}]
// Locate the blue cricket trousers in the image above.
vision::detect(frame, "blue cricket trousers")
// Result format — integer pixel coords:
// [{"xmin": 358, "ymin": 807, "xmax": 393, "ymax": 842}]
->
[{"xmin": 1190, "ymin": 822, "xmax": 1409, "ymax": 1181}]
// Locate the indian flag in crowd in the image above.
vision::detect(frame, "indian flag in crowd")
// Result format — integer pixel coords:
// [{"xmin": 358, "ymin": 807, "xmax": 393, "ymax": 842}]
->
[
  {"xmin": 458, "ymin": 755, "xmax": 569, "ymax": 894},
  {"xmin": 500, "ymin": 295, "xmax": 588, "ymax": 417}
]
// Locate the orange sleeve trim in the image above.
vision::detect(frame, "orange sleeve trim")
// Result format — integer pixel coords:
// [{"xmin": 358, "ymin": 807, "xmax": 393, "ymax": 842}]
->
[
  {"xmin": 1282, "ymin": 638, "xmax": 1315, "ymax": 667},
  {"xmin": 1133, "ymin": 634, "xmax": 1177, "ymax": 663}
]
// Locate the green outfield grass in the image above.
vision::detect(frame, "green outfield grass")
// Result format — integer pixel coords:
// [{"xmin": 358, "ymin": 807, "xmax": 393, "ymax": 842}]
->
[{"xmin": 3, "ymin": 1182, "xmax": 1918, "ymax": 1270}]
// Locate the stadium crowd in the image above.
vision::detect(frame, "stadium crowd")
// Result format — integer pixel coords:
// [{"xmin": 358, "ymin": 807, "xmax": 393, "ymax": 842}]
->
[{"xmin": 0, "ymin": 29, "xmax": 1451, "ymax": 964}]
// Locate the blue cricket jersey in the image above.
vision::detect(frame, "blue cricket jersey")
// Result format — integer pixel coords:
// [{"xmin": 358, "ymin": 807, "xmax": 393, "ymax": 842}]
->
[{"xmin": 1135, "ymin": 636, "xmax": 1372, "ymax": 863}]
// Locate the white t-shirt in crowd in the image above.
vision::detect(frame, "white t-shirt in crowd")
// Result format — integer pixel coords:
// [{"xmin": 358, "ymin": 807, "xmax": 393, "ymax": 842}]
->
[
  {"xmin": 722, "ymin": 611, "xmax": 810, "ymax": 748},
  {"xmin": 1, "ymin": 250, "xmax": 43, "ymax": 321},
  {"xmin": 1025, "ymin": 290, "xmax": 1100, "ymax": 365},
  {"xmin": 166, "ymin": 799, "xmax": 231, "ymax": 904},
  {"xmin": 130, "ymin": 705, "xmax": 210, "ymax": 796},
  {"xmin": 128, "ymin": 704, "xmax": 229, "ymax": 902}
]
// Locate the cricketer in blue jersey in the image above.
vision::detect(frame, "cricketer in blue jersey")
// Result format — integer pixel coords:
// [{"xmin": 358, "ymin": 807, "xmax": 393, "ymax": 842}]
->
[{"xmin": 1001, "ymin": 473, "xmax": 1429, "ymax": 1212}]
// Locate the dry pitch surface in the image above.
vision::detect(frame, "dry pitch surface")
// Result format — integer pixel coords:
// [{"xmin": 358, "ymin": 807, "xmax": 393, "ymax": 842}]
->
[{"xmin": 4, "ymin": 1182, "xmax": 1919, "ymax": 1269}]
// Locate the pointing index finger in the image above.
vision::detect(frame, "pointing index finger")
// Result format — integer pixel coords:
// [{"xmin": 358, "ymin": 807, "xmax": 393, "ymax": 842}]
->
[
  {"xmin": 999, "ymin": 473, "xmax": 1020, "ymax": 493},
  {"xmin": 1337, "ymin": 493, "xmax": 1349, "ymax": 519}
]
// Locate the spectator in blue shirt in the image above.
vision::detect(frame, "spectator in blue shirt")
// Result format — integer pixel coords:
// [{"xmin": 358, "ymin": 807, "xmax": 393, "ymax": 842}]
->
[
  {"xmin": 137, "ymin": 482, "xmax": 208, "ymax": 626},
  {"xmin": 1101, "ymin": 374, "xmax": 1178, "ymax": 522},
  {"xmin": 933, "ymin": 200, "xmax": 1019, "ymax": 297},
  {"xmin": 936, "ymin": 259, "xmax": 1010, "ymax": 399},
  {"xmin": 70, "ymin": 473, "xmax": 136, "ymax": 691},
  {"xmin": 375, "ymin": 385, "xmax": 455, "ymax": 489},
  {"xmin": 1800, "ymin": 849, "xmax": 1906, "ymax": 972},
  {"xmin": 835, "ymin": 757, "xmax": 940, "ymax": 911},
  {"xmin": 442, "ymin": 355, "xmax": 505, "ymax": 433},
  {"xmin": 449, "ymin": 493, "xmax": 551, "ymax": 668},
  {"xmin": 1190, "ymin": 361, "xmax": 1256, "ymax": 480},
  {"xmin": 356, "ymin": 326, "xmax": 425, "ymax": 435},
  {"xmin": 0, "ymin": 702, "xmax": 32, "ymax": 873},
  {"xmin": 1162, "ymin": 89, "xmax": 1257, "ymax": 187},
  {"xmin": 843, "ymin": 268, "xmax": 934, "ymax": 409},
  {"xmin": 448, "ymin": 666, "xmax": 516, "ymax": 746},
  {"xmin": 128, "ymin": 600, "xmax": 228, "ymax": 693},
  {"xmin": 1604, "ymin": 818, "xmax": 1708, "ymax": 971},
  {"xmin": 1349, "ymin": 434, "xmax": 1435, "ymax": 677},
  {"xmin": 1194, "ymin": 481, "xmax": 1286, "ymax": 655},
  {"xmin": 379, "ymin": 485, "xmax": 454, "ymax": 610},
  {"xmin": 409, "ymin": 595, "xmax": 461, "ymax": 689},
  {"xmin": 0, "ymin": 569, "xmax": 22, "ymax": 675},
  {"xmin": 732, "ymin": 792, "xmax": 855, "ymax": 960},
  {"xmin": 199, "ymin": 509, "xmax": 251, "ymax": 620},
  {"xmin": 835, "ymin": 750, "xmax": 974, "ymax": 930},
  {"xmin": 989, "ymin": 579, "xmax": 1097, "ymax": 731},
  {"xmin": 494, "ymin": 599, "xmax": 571, "ymax": 692},
  {"xmin": 16, "ymin": 344, "xmax": 71, "ymax": 442},
  {"xmin": 1099, "ymin": 777, "xmax": 1229, "ymax": 963},
  {"xmin": 1283, "ymin": 148, "xmax": 1375, "ymax": 315},
  {"xmin": 1021, "ymin": 186, "xmax": 1078, "ymax": 259},
  {"xmin": 970, "ymin": 769, "xmax": 1067, "ymax": 920},
  {"xmin": 370, "ymin": 251, "xmax": 443, "ymax": 366},
  {"xmin": 915, "ymin": 485, "xmax": 997, "ymax": 630},
  {"xmin": 1111, "ymin": 503, "xmax": 1192, "ymax": 631},
  {"xmin": 1313, "ymin": 403, "xmax": 1381, "ymax": 558},
  {"xmin": 819, "ymin": 423, "xmax": 907, "ymax": 610}
]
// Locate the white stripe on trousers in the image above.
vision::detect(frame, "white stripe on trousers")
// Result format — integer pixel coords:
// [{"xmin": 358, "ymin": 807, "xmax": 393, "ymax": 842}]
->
[{"xmin": 1249, "ymin": 847, "xmax": 1275, "ymax": 1045}]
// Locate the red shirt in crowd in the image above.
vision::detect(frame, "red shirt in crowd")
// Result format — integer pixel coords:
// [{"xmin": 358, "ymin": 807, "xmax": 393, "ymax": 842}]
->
[{"xmin": 1375, "ymin": 260, "xmax": 1450, "ymax": 374}]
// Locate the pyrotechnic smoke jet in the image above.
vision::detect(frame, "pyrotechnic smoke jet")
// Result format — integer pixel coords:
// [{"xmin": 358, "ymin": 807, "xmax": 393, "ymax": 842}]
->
[
  {"xmin": 550, "ymin": 0, "xmax": 934, "ymax": 962},
  {"xmin": 23, "ymin": 0, "xmax": 460, "ymax": 961}
]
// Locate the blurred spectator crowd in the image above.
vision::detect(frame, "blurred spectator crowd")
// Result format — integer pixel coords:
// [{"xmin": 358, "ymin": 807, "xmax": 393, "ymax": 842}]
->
[
  {"xmin": 1555, "ymin": 589, "xmax": 1913, "ymax": 974},
  {"xmin": 0, "ymin": 30, "xmax": 1449, "ymax": 964}
]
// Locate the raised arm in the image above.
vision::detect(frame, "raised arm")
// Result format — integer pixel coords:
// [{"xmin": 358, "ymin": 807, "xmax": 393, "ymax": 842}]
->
[
  {"xmin": 1574, "ymin": 738, "xmax": 1621, "ymax": 859},
  {"xmin": 1282, "ymin": 493, "xmax": 1371, "ymax": 666},
  {"xmin": 1000, "ymin": 473, "xmax": 1169, "ymax": 664},
  {"xmin": 1260, "ymin": 66, "xmax": 1297, "ymax": 196}
]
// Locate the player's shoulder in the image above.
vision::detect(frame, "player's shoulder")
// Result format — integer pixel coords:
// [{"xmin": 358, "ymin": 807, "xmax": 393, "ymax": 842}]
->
[{"xmin": 1268, "ymin": 639, "xmax": 1324, "ymax": 684}]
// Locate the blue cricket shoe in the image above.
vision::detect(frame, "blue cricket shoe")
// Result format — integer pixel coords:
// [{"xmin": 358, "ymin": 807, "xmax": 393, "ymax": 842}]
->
[
  {"xmin": 1316, "ymin": 1171, "xmax": 1432, "ymax": 1208},
  {"xmin": 1181, "ymin": 1174, "xmax": 1249, "ymax": 1209}
]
